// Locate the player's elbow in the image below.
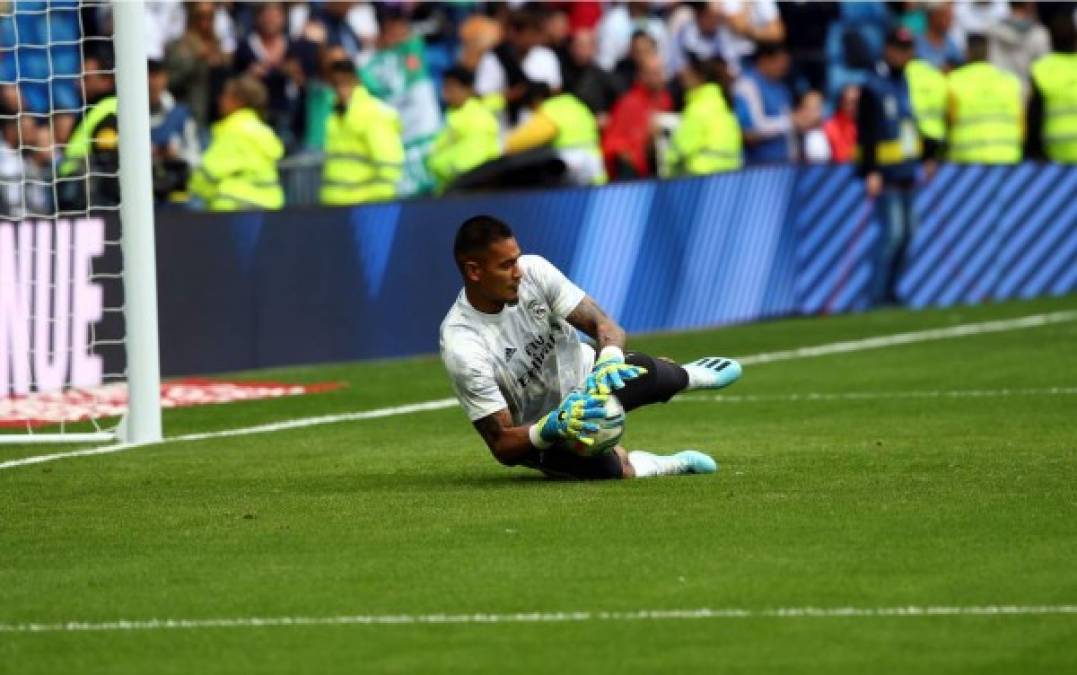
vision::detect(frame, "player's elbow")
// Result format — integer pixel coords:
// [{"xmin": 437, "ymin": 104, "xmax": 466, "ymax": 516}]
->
[{"xmin": 488, "ymin": 443, "xmax": 520, "ymax": 466}]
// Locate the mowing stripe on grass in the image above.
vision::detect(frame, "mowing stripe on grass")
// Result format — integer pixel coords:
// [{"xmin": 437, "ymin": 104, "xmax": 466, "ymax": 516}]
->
[
  {"xmin": 3, "ymin": 605, "xmax": 1076, "ymax": 633},
  {"xmin": 2, "ymin": 309, "xmax": 1075, "ymax": 472},
  {"xmin": 678, "ymin": 387, "xmax": 1077, "ymax": 404}
]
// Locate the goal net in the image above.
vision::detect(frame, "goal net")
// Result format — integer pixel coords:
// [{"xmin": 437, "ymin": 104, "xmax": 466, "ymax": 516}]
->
[{"xmin": 0, "ymin": 0, "xmax": 160, "ymax": 445}]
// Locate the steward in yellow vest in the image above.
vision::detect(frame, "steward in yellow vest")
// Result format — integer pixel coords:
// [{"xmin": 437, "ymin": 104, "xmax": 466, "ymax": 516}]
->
[
  {"xmin": 1026, "ymin": 18, "xmax": 1077, "ymax": 163},
  {"xmin": 665, "ymin": 54, "xmax": 742, "ymax": 176},
  {"xmin": 905, "ymin": 58, "xmax": 948, "ymax": 143},
  {"xmin": 427, "ymin": 66, "xmax": 501, "ymax": 192},
  {"xmin": 947, "ymin": 35, "xmax": 1022, "ymax": 164},
  {"xmin": 320, "ymin": 59, "xmax": 405, "ymax": 205},
  {"xmin": 188, "ymin": 77, "xmax": 284, "ymax": 211},
  {"xmin": 504, "ymin": 84, "xmax": 607, "ymax": 186},
  {"xmin": 57, "ymin": 95, "xmax": 120, "ymax": 210}
]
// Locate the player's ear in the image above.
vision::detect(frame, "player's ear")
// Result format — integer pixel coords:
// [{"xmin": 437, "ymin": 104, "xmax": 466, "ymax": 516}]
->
[{"xmin": 463, "ymin": 259, "xmax": 481, "ymax": 282}]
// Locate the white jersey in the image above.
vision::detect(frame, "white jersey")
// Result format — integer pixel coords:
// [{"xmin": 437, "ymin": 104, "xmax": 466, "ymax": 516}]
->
[{"xmin": 440, "ymin": 255, "xmax": 594, "ymax": 426}]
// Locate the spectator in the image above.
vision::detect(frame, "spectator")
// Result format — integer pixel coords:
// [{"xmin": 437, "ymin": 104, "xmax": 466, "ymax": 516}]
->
[
  {"xmin": 476, "ymin": 6, "xmax": 563, "ymax": 125},
  {"xmin": 953, "ymin": 0, "xmax": 1009, "ymax": 45},
  {"xmin": 147, "ymin": 59, "xmax": 200, "ymax": 202},
  {"xmin": 916, "ymin": 2, "xmax": 964, "ymax": 71},
  {"xmin": 302, "ymin": 45, "xmax": 348, "ymax": 151},
  {"xmin": 906, "ymin": 57, "xmax": 949, "ymax": 144},
  {"xmin": 166, "ymin": 1, "xmax": 233, "ymax": 128},
  {"xmin": 602, "ymin": 52, "xmax": 673, "ymax": 179},
  {"xmin": 505, "ymin": 83, "xmax": 607, "ymax": 186},
  {"xmin": 779, "ymin": 1, "xmax": 840, "ymax": 93},
  {"xmin": 734, "ymin": 41, "xmax": 812, "ymax": 163},
  {"xmin": 360, "ymin": 5, "xmax": 442, "ymax": 197},
  {"xmin": 986, "ymin": 2, "xmax": 1050, "ymax": 98},
  {"xmin": 317, "ymin": 1, "xmax": 378, "ymax": 64},
  {"xmin": 143, "ymin": 0, "xmax": 186, "ymax": 61},
  {"xmin": 426, "ymin": 66, "xmax": 500, "ymax": 192},
  {"xmin": 458, "ymin": 14, "xmax": 502, "ymax": 71},
  {"xmin": 596, "ymin": 3, "xmax": 670, "ymax": 73},
  {"xmin": 58, "ymin": 52, "xmax": 119, "ymax": 211},
  {"xmin": 1025, "ymin": 16, "xmax": 1077, "ymax": 163},
  {"xmin": 664, "ymin": 53, "xmax": 743, "ymax": 176},
  {"xmin": 721, "ymin": 0, "xmax": 786, "ymax": 67},
  {"xmin": 613, "ymin": 30, "xmax": 660, "ymax": 89},
  {"xmin": 233, "ymin": 2, "xmax": 305, "ymax": 149},
  {"xmin": 189, "ymin": 76, "xmax": 284, "ymax": 210},
  {"xmin": 669, "ymin": 3, "xmax": 726, "ymax": 76},
  {"xmin": 320, "ymin": 59, "xmax": 403, "ymax": 205},
  {"xmin": 857, "ymin": 27, "xmax": 941, "ymax": 305},
  {"xmin": 823, "ymin": 84, "xmax": 859, "ymax": 162},
  {"xmin": 947, "ymin": 34, "xmax": 1022, "ymax": 164},
  {"xmin": 0, "ymin": 3, "xmax": 81, "ymax": 144},
  {"xmin": 0, "ymin": 113, "xmax": 53, "ymax": 217},
  {"xmin": 797, "ymin": 90, "xmax": 831, "ymax": 162},
  {"xmin": 562, "ymin": 29, "xmax": 624, "ymax": 116},
  {"xmin": 0, "ymin": 110, "xmax": 26, "ymax": 218}
]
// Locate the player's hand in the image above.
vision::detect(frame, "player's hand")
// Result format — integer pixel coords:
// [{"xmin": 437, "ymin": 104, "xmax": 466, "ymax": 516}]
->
[
  {"xmin": 530, "ymin": 391, "xmax": 609, "ymax": 448},
  {"xmin": 586, "ymin": 347, "xmax": 647, "ymax": 395},
  {"xmin": 865, "ymin": 171, "xmax": 883, "ymax": 199}
]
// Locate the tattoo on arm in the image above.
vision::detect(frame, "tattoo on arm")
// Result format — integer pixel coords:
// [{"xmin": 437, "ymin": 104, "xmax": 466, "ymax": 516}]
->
[
  {"xmin": 566, "ymin": 295, "xmax": 626, "ymax": 350},
  {"xmin": 473, "ymin": 409, "xmax": 532, "ymax": 465},
  {"xmin": 473, "ymin": 409, "xmax": 513, "ymax": 452}
]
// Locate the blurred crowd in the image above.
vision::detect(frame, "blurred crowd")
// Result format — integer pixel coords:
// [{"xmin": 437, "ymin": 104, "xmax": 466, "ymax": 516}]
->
[{"xmin": 1, "ymin": 0, "xmax": 1075, "ymax": 214}]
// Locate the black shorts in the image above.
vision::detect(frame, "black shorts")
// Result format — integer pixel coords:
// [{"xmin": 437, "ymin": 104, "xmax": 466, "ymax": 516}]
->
[{"xmin": 521, "ymin": 444, "xmax": 625, "ymax": 480}]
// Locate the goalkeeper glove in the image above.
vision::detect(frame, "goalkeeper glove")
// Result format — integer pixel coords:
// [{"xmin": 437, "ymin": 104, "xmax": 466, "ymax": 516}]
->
[
  {"xmin": 528, "ymin": 391, "xmax": 609, "ymax": 449},
  {"xmin": 585, "ymin": 346, "xmax": 647, "ymax": 395}
]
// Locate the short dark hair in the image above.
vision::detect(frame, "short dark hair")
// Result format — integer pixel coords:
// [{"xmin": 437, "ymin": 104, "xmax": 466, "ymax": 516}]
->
[
  {"xmin": 443, "ymin": 65, "xmax": 476, "ymax": 88},
  {"xmin": 754, "ymin": 40, "xmax": 788, "ymax": 60},
  {"xmin": 454, "ymin": 215, "xmax": 514, "ymax": 271}
]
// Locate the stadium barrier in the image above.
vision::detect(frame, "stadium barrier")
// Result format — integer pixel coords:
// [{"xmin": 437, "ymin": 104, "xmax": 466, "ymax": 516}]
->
[{"xmin": 2, "ymin": 164, "xmax": 1073, "ymax": 381}]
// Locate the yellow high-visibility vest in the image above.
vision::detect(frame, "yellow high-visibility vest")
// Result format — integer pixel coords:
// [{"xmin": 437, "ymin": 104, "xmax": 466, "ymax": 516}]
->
[
  {"xmin": 427, "ymin": 97, "xmax": 501, "ymax": 190},
  {"xmin": 188, "ymin": 108, "xmax": 284, "ymax": 211},
  {"xmin": 321, "ymin": 86, "xmax": 405, "ymax": 205},
  {"xmin": 539, "ymin": 93, "xmax": 607, "ymax": 185},
  {"xmin": 1031, "ymin": 52, "xmax": 1077, "ymax": 163},
  {"xmin": 906, "ymin": 59, "xmax": 948, "ymax": 142},
  {"xmin": 665, "ymin": 83, "xmax": 743, "ymax": 176},
  {"xmin": 947, "ymin": 61, "xmax": 1022, "ymax": 164}
]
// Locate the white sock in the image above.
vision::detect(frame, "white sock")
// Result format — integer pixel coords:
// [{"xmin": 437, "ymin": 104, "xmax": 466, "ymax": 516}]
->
[
  {"xmin": 628, "ymin": 451, "xmax": 686, "ymax": 478},
  {"xmin": 683, "ymin": 364, "xmax": 712, "ymax": 390}
]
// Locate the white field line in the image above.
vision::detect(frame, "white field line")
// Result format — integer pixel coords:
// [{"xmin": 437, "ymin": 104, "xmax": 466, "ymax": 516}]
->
[
  {"xmin": 0, "ymin": 398, "xmax": 457, "ymax": 471},
  {"xmin": 736, "ymin": 310, "xmax": 1077, "ymax": 366},
  {"xmin": 678, "ymin": 387, "xmax": 1077, "ymax": 404},
  {"xmin": 3, "ymin": 604, "xmax": 1076, "ymax": 634},
  {"xmin": 2, "ymin": 309, "xmax": 1075, "ymax": 472}
]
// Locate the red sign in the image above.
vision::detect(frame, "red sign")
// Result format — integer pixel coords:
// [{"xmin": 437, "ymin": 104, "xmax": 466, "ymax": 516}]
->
[{"xmin": 0, "ymin": 378, "xmax": 344, "ymax": 428}]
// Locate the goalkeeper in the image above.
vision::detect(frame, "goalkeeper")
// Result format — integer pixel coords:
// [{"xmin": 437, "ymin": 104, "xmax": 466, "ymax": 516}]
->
[{"xmin": 439, "ymin": 215, "xmax": 742, "ymax": 480}]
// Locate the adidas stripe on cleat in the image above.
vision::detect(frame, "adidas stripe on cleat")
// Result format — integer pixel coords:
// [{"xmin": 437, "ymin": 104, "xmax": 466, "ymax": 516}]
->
[{"xmin": 683, "ymin": 357, "xmax": 742, "ymax": 390}]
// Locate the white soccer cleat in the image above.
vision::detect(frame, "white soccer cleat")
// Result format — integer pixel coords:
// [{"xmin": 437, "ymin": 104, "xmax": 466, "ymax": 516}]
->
[
  {"xmin": 673, "ymin": 450, "xmax": 718, "ymax": 474},
  {"xmin": 683, "ymin": 357, "xmax": 742, "ymax": 390}
]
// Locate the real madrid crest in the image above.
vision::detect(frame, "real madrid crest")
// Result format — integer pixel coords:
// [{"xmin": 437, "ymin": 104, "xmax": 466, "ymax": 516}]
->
[{"xmin": 527, "ymin": 300, "xmax": 548, "ymax": 321}]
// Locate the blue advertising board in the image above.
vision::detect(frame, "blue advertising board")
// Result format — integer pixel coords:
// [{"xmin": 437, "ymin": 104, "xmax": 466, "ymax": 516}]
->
[{"xmin": 153, "ymin": 163, "xmax": 1077, "ymax": 376}]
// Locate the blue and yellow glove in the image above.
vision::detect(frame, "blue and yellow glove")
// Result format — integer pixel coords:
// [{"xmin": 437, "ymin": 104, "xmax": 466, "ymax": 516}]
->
[
  {"xmin": 585, "ymin": 346, "xmax": 647, "ymax": 395},
  {"xmin": 528, "ymin": 391, "xmax": 609, "ymax": 449}
]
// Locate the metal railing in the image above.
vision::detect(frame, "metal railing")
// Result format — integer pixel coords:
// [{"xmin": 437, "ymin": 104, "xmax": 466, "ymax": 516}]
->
[{"xmin": 278, "ymin": 152, "xmax": 325, "ymax": 207}]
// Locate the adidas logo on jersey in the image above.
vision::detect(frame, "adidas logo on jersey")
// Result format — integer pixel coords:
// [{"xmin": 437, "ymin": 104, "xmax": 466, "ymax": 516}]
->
[{"xmin": 504, "ymin": 347, "xmax": 517, "ymax": 361}]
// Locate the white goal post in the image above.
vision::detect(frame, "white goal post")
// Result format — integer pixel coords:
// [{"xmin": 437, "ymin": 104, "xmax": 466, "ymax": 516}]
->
[{"xmin": 0, "ymin": 1, "xmax": 161, "ymax": 445}]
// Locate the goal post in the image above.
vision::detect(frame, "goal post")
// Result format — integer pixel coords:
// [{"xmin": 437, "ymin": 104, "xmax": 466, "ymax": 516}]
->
[
  {"xmin": 0, "ymin": 0, "xmax": 161, "ymax": 444},
  {"xmin": 113, "ymin": 0, "xmax": 161, "ymax": 444}
]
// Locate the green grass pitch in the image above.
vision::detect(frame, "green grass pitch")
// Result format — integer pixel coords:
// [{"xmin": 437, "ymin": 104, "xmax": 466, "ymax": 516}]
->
[{"xmin": 2, "ymin": 294, "xmax": 1076, "ymax": 674}]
